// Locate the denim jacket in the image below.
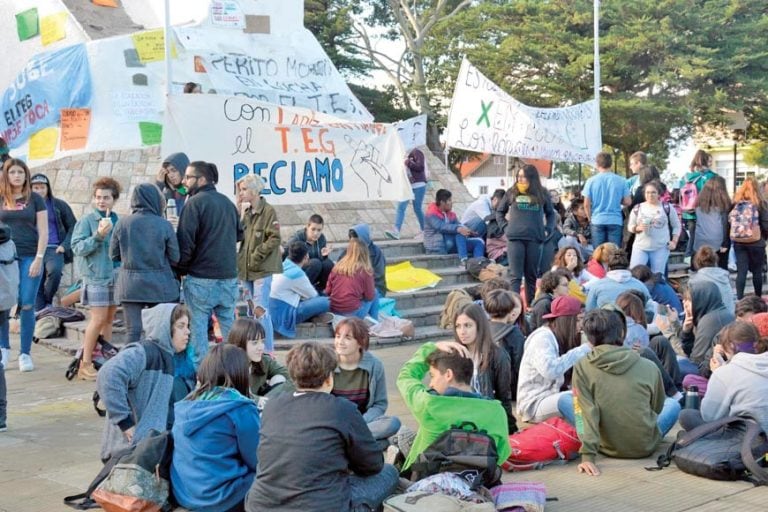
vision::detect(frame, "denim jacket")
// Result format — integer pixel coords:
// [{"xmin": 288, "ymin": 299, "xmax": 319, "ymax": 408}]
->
[{"xmin": 72, "ymin": 209, "xmax": 119, "ymax": 286}]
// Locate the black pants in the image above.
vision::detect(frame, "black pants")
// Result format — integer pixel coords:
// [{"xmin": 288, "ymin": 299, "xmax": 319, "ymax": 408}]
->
[
  {"xmin": 733, "ymin": 243, "xmax": 764, "ymax": 299},
  {"xmin": 507, "ymin": 240, "xmax": 542, "ymax": 307},
  {"xmin": 303, "ymin": 257, "xmax": 334, "ymax": 292},
  {"xmin": 650, "ymin": 334, "xmax": 682, "ymax": 391}
]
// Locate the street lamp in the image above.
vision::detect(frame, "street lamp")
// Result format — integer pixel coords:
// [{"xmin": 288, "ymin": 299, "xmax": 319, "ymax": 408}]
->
[{"xmin": 726, "ymin": 111, "xmax": 748, "ymax": 193}]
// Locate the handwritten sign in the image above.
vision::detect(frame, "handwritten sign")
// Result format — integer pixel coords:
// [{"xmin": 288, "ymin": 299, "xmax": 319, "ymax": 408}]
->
[
  {"xmin": 393, "ymin": 114, "xmax": 427, "ymax": 151},
  {"xmin": 163, "ymin": 94, "xmax": 411, "ymax": 205},
  {"xmin": 210, "ymin": 1, "xmax": 245, "ymax": 28},
  {"xmin": 60, "ymin": 108, "xmax": 91, "ymax": 150},
  {"xmin": 111, "ymin": 90, "xmax": 161, "ymax": 121},
  {"xmin": 29, "ymin": 127, "xmax": 59, "ymax": 160},
  {"xmin": 131, "ymin": 29, "xmax": 176, "ymax": 64},
  {"xmin": 41, "ymin": 13, "xmax": 68, "ymax": 46},
  {"xmin": 445, "ymin": 59, "xmax": 602, "ymax": 165}
]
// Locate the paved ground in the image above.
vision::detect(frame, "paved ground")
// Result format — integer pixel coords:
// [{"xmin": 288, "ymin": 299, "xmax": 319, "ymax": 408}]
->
[{"xmin": 0, "ymin": 338, "xmax": 764, "ymax": 512}]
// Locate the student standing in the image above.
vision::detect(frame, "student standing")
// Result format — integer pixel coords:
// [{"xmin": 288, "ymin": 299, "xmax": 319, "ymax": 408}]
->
[
  {"xmin": 386, "ymin": 148, "xmax": 427, "ymax": 241},
  {"xmin": 627, "ymin": 181, "xmax": 681, "ymax": 274},
  {"xmin": 729, "ymin": 177, "xmax": 768, "ymax": 299},
  {"xmin": 583, "ymin": 152, "xmax": 631, "ymax": 248}
]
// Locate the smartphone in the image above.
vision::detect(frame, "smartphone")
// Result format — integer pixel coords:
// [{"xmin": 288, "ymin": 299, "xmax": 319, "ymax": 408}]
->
[{"xmin": 714, "ymin": 353, "xmax": 726, "ymax": 366}]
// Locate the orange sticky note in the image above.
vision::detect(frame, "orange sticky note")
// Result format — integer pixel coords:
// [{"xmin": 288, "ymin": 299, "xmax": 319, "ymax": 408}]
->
[
  {"xmin": 40, "ymin": 12, "xmax": 67, "ymax": 46},
  {"xmin": 60, "ymin": 108, "xmax": 91, "ymax": 151},
  {"xmin": 92, "ymin": 0, "xmax": 119, "ymax": 7},
  {"xmin": 29, "ymin": 127, "xmax": 59, "ymax": 160}
]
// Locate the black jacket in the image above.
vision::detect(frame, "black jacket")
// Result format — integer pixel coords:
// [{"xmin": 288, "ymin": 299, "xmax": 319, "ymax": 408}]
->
[
  {"xmin": 490, "ymin": 322, "xmax": 525, "ymax": 402},
  {"xmin": 475, "ymin": 345, "xmax": 517, "ymax": 434},
  {"xmin": 176, "ymin": 184, "xmax": 243, "ymax": 279},
  {"xmin": 51, "ymin": 197, "xmax": 77, "ymax": 263},
  {"xmin": 289, "ymin": 228, "xmax": 329, "ymax": 261}
]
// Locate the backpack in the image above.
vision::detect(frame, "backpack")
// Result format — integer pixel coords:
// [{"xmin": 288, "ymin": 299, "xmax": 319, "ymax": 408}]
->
[
  {"xmin": 501, "ymin": 417, "xmax": 581, "ymax": 471},
  {"xmin": 409, "ymin": 421, "xmax": 502, "ymax": 490},
  {"xmin": 680, "ymin": 175, "xmax": 704, "ymax": 212},
  {"xmin": 34, "ymin": 315, "xmax": 64, "ymax": 339},
  {"xmin": 0, "ymin": 225, "xmax": 19, "ymax": 312},
  {"xmin": 384, "ymin": 492, "xmax": 495, "ymax": 512},
  {"xmin": 439, "ymin": 289, "xmax": 473, "ymax": 329},
  {"xmin": 649, "ymin": 416, "xmax": 768, "ymax": 485},
  {"xmin": 64, "ymin": 430, "xmax": 174, "ymax": 511},
  {"xmin": 36, "ymin": 306, "xmax": 86, "ymax": 323},
  {"xmin": 65, "ymin": 335, "xmax": 120, "ymax": 383},
  {"xmin": 729, "ymin": 201, "xmax": 762, "ymax": 244}
]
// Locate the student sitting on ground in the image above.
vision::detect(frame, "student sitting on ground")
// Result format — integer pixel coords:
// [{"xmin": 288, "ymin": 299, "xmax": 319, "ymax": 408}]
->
[
  {"xmin": 269, "ymin": 241, "xmax": 331, "ymax": 338},
  {"xmin": 584, "ymin": 242, "xmax": 618, "ymax": 280},
  {"xmin": 340, "ymin": 224, "xmax": 387, "ymax": 297},
  {"xmin": 332, "ymin": 317, "xmax": 401, "ymax": 449},
  {"xmin": 326, "ymin": 238, "xmax": 379, "ymax": 319},
  {"xmin": 516, "ymin": 296, "xmax": 591, "ymax": 424},
  {"xmin": 563, "ymin": 309, "xmax": 681, "ymax": 477},
  {"xmin": 288, "ymin": 214, "xmax": 334, "ymax": 292},
  {"xmin": 396, "ymin": 341, "xmax": 511, "ymax": 472},
  {"xmin": 453, "ymin": 303, "xmax": 517, "ymax": 433},
  {"xmin": 97, "ymin": 304, "xmax": 191, "ymax": 461},
  {"xmin": 424, "ymin": 188, "xmax": 484, "ymax": 266},
  {"xmin": 483, "ymin": 288, "xmax": 526, "ymax": 402},
  {"xmin": 245, "ymin": 342, "xmax": 398, "ymax": 512},
  {"xmin": 227, "ymin": 318, "xmax": 291, "ymax": 400},
  {"xmin": 679, "ymin": 321, "xmax": 768, "ymax": 433},
  {"xmin": 171, "ymin": 344, "xmax": 260, "ymax": 512},
  {"xmin": 585, "ymin": 250, "xmax": 652, "ymax": 313},
  {"xmin": 688, "ymin": 246, "xmax": 736, "ymax": 315},
  {"xmin": 630, "ymin": 264, "xmax": 683, "ymax": 315},
  {"xmin": 735, "ymin": 295, "xmax": 768, "ymax": 322},
  {"xmin": 529, "ymin": 269, "xmax": 572, "ymax": 330}
]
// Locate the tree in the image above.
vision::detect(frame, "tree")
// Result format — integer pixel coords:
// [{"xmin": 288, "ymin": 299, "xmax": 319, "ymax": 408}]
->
[
  {"xmin": 304, "ymin": 0, "xmax": 370, "ymax": 77},
  {"xmin": 424, "ymin": 0, "xmax": 768, "ymax": 175}
]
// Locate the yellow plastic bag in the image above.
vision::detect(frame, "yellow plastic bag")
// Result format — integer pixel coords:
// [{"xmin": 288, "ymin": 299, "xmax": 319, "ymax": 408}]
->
[{"xmin": 386, "ymin": 261, "xmax": 442, "ymax": 293}]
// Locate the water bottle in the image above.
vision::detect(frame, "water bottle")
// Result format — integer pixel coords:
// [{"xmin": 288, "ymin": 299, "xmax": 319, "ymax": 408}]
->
[
  {"xmin": 166, "ymin": 198, "xmax": 177, "ymax": 219},
  {"xmin": 684, "ymin": 386, "xmax": 700, "ymax": 410}
]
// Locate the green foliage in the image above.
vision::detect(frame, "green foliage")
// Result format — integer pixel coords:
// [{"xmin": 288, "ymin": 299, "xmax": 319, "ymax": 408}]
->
[
  {"xmin": 744, "ymin": 141, "xmax": 768, "ymax": 168},
  {"xmin": 348, "ymin": 83, "xmax": 418, "ymax": 122},
  {"xmin": 304, "ymin": 0, "xmax": 370, "ymax": 77}
]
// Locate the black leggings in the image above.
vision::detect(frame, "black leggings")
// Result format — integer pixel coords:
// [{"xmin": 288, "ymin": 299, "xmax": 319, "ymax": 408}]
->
[{"xmin": 733, "ymin": 243, "xmax": 764, "ymax": 299}]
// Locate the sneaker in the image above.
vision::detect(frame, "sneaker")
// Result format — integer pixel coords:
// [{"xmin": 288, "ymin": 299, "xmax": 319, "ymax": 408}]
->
[
  {"xmin": 413, "ymin": 231, "xmax": 424, "ymax": 242},
  {"xmin": 459, "ymin": 258, "xmax": 468, "ymax": 269},
  {"xmin": 0, "ymin": 422, "xmax": 6, "ymax": 432},
  {"xmin": 18, "ymin": 353, "xmax": 34, "ymax": 373},
  {"xmin": 77, "ymin": 361, "xmax": 98, "ymax": 381},
  {"xmin": 384, "ymin": 229, "xmax": 400, "ymax": 240},
  {"xmin": 310, "ymin": 312, "xmax": 334, "ymax": 324},
  {"xmin": 0, "ymin": 348, "xmax": 9, "ymax": 370}
]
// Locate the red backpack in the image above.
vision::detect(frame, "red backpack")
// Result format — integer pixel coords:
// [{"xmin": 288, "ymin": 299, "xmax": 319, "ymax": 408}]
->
[{"xmin": 501, "ymin": 417, "xmax": 581, "ymax": 471}]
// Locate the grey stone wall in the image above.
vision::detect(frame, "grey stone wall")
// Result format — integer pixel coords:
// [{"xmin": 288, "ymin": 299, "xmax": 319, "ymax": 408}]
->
[{"xmin": 32, "ymin": 146, "xmax": 475, "ymax": 244}]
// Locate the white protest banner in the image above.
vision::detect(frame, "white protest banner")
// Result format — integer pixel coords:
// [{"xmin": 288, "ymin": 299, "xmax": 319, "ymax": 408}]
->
[
  {"xmin": 162, "ymin": 94, "xmax": 412, "ymax": 205},
  {"xmin": 445, "ymin": 58, "xmax": 602, "ymax": 165},
  {"xmin": 393, "ymin": 114, "xmax": 427, "ymax": 151}
]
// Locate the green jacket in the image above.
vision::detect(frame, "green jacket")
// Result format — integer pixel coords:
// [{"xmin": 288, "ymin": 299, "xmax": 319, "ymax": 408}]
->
[
  {"xmin": 573, "ymin": 345, "xmax": 664, "ymax": 463},
  {"xmin": 397, "ymin": 343, "xmax": 511, "ymax": 470},
  {"xmin": 249, "ymin": 355, "xmax": 292, "ymax": 398},
  {"xmin": 237, "ymin": 197, "xmax": 282, "ymax": 281}
]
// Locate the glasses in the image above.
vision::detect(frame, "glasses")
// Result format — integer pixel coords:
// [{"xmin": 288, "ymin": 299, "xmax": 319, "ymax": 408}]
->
[{"xmin": 184, "ymin": 174, "xmax": 199, "ymax": 181}]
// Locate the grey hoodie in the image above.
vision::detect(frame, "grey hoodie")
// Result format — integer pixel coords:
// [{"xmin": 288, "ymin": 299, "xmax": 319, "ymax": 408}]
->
[
  {"xmin": 97, "ymin": 304, "xmax": 179, "ymax": 460},
  {"xmin": 701, "ymin": 351, "xmax": 768, "ymax": 432},
  {"xmin": 681, "ymin": 281, "xmax": 735, "ymax": 376},
  {"xmin": 689, "ymin": 266, "xmax": 735, "ymax": 315},
  {"xmin": 111, "ymin": 183, "xmax": 180, "ymax": 303}
]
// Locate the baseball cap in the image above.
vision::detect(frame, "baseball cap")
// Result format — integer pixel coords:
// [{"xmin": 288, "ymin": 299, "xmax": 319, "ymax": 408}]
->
[
  {"xmin": 542, "ymin": 295, "xmax": 582, "ymax": 319},
  {"xmin": 30, "ymin": 173, "xmax": 50, "ymax": 185}
]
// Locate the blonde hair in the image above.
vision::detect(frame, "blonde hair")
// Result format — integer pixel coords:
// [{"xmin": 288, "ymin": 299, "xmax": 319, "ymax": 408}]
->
[
  {"xmin": 236, "ymin": 174, "xmax": 265, "ymax": 195},
  {"xmin": 593, "ymin": 242, "xmax": 619, "ymax": 264},
  {"xmin": 334, "ymin": 238, "xmax": 372, "ymax": 277}
]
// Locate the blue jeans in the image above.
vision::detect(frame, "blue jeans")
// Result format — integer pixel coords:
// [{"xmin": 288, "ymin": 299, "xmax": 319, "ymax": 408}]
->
[
  {"xmin": 463, "ymin": 217, "xmax": 487, "ymax": 238},
  {"xmin": 630, "ymin": 246, "xmax": 670, "ymax": 274},
  {"xmin": 243, "ymin": 277, "xmax": 275, "ymax": 352},
  {"xmin": 184, "ymin": 276, "xmax": 238, "ymax": 367},
  {"xmin": 348, "ymin": 464, "xmax": 399, "ymax": 512},
  {"xmin": 558, "ymin": 393, "xmax": 680, "ymax": 438},
  {"xmin": 368, "ymin": 415, "xmax": 401, "ymax": 450},
  {"xmin": 0, "ymin": 257, "xmax": 42, "ymax": 355},
  {"xmin": 350, "ymin": 296, "xmax": 380, "ymax": 320},
  {"xmin": 591, "ymin": 224, "xmax": 623, "ymax": 248},
  {"xmin": 36, "ymin": 247, "xmax": 64, "ymax": 311},
  {"xmin": 296, "ymin": 296, "xmax": 331, "ymax": 323},
  {"xmin": 394, "ymin": 185, "xmax": 426, "ymax": 231},
  {"xmin": 445, "ymin": 234, "xmax": 485, "ymax": 260}
]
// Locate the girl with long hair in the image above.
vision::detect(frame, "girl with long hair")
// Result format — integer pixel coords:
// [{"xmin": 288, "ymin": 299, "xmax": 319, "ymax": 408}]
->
[
  {"xmin": 730, "ymin": 177, "xmax": 768, "ymax": 299},
  {"xmin": 439, "ymin": 303, "xmax": 516, "ymax": 433},
  {"xmin": 494, "ymin": 164, "xmax": 556, "ymax": 305},
  {"xmin": 332, "ymin": 317, "xmax": 401, "ymax": 446},
  {"xmin": 627, "ymin": 181, "xmax": 682, "ymax": 274},
  {"xmin": 681, "ymin": 149, "xmax": 717, "ymax": 257},
  {"xmin": 227, "ymin": 317, "xmax": 290, "ymax": 399},
  {"xmin": 516, "ymin": 295, "xmax": 591, "ymax": 423},
  {"xmin": 171, "ymin": 344, "xmax": 260, "ymax": 512},
  {"xmin": 326, "ymin": 238, "xmax": 378, "ymax": 318},
  {"xmin": 0, "ymin": 159, "xmax": 48, "ymax": 372},
  {"xmin": 692, "ymin": 175, "xmax": 731, "ymax": 269}
]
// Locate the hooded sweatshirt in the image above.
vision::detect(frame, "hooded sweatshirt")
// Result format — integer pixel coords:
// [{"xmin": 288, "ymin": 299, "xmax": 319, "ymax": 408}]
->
[
  {"xmin": 585, "ymin": 270, "xmax": 651, "ymax": 312},
  {"xmin": 573, "ymin": 345, "xmax": 665, "ymax": 463},
  {"xmin": 110, "ymin": 183, "xmax": 180, "ymax": 303},
  {"xmin": 680, "ymin": 281, "xmax": 735, "ymax": 376},
  {"xmin": 701, "ymin": 351, "xmax": 768, "ymax": 432},
  {"xmin": 171, "ymin": 387, "xmax": 260, "ymax": 512},
  {"xmin": 688, "ymin": 266, "xmax": 735, "ymax": 315},
  {"xmin": 340, "ymin": 224, "xmax": 387, "ymax": 295},
  {"xmin": 157, "ymin": 152, "xmax": 189, "ymax": 214},
  {"xmin": 97, "ymin": 303, "xmax": 179, "ymax": 461},
  {"xmin": 490, "ymin": 321, "xmax": 525, "ymax": 401}
]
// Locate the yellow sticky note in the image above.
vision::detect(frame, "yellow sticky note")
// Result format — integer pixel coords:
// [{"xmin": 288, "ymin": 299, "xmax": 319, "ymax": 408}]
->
[
  {"xmin": 40, "ymin": 12, "xmax": 67, "ymax": 46},
  {"xmin": 29, "ymin": 127, "xmax": 59, "ymax": 160},
  {"xmin": 131, "ymin": 29, "xmax": 177, "ymax": 64}
]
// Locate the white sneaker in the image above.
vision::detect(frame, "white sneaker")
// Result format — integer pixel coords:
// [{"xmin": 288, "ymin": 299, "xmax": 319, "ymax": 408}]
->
[
  {"xmin": 0, "ymin": 348, "xmax": 8, "ymax": 370},
  {"xmin": 18, "ymin": 354, "xmax": 34, "ymax": 373},
  {"xmin": 384, "ymin": 229, "xmax": 400, "ymax": 240}
]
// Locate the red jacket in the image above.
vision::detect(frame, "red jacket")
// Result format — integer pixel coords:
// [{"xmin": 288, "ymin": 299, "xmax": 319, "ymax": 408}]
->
[{"xmin": 326, "ymin": 268, "xmax": 375, "ymax": 314}]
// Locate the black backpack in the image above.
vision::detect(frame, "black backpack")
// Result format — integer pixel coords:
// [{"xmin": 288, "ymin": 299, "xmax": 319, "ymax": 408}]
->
[
  {"xmin": 409, "ymin": 421, "xmax": 501, "ymax": 490},
  {"xmin": 649, "ymin": 416, "xmax": 768, "ymax": 485},
  {"xmin": 65, "ymin": 335, "xmax": 120, "ymax": 383},
  {"xmin": 464, "ymin": 257, "xmax": 492, "ymax": 280}
]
